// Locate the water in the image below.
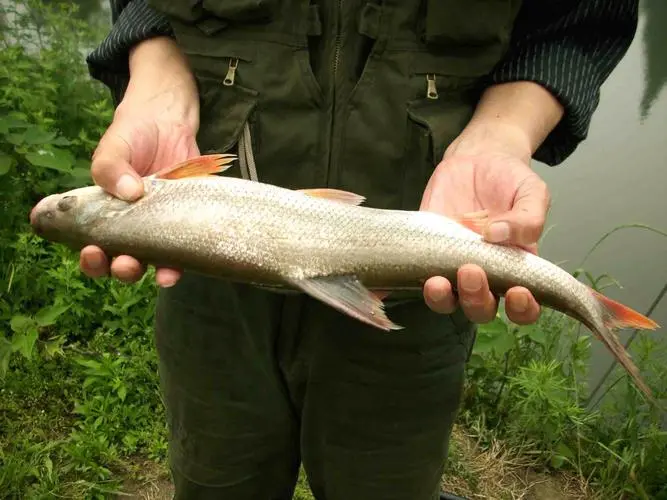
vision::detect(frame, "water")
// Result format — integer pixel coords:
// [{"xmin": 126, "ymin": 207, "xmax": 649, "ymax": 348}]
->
[{"xmin": 533, "ymin": 1, "xmax": 667, "ymax": 390}]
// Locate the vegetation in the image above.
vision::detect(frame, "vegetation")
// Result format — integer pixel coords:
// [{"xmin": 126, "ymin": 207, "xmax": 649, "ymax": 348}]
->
[{"xmin": 1, "ymin": 1, "xmax": 666, "ymax": 499}]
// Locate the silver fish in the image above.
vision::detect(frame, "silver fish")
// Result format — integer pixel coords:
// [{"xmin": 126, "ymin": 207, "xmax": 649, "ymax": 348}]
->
[{"xmin": 30, "ymin": 154, "xmax": 660, "ymax": 402}]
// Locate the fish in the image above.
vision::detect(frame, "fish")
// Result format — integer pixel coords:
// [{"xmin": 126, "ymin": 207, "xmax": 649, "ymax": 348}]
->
[{"xmin": 29, "ymin": 154, "xmax": 661, "ymax": 402}]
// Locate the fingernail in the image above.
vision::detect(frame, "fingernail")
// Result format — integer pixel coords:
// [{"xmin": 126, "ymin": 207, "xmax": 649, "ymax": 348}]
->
[
  {"xmin": 159, "ymin": 276, "xmax": 179, "ymax": 288},
  {"xmin": 513, "ymin": 293, "xmax": 528, "ymax": 313},
  {"xmin": 115, "ymin": 174, "xmax": 141, "ymax": 201},
  {"xmin": 487, "ymin": 222, "xmax": 510, "ymax": 243},
  {"xmin": 86, "ymin": 253, "xmax": 103, "ymax": 271},
  {"xmin": 461, "ymin": 269, "xmax": 483, "ymax": 292}
]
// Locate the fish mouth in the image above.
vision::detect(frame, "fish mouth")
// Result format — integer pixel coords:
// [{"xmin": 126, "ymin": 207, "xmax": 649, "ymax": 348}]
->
[{"xmin": 30, "ymin": 195, "xmax": 58, "ymax": 235}]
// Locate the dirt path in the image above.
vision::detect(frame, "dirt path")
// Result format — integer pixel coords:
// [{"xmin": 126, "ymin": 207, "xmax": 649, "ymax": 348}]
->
[{"xmin": 116, "ymin": 426, "xmax": 596, "ymax": 500}]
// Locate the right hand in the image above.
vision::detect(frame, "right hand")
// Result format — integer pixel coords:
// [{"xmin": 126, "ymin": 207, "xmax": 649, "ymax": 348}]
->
[{"xmin": 79, "ymin": 37, "xmax": 200, "ymax": 287}]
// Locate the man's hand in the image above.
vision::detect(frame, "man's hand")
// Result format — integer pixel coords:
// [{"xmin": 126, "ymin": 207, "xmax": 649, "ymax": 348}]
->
[
  {"xmin": 79, "ymin": 37, "xmax": 200, "ymax": 288},
  {"xmin": 421, "ymin": 81, "xmax": 563, "ymax": 325}
]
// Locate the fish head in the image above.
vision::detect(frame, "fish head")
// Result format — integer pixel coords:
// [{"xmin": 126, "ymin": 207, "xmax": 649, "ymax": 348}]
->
[{"xmin": 30, "ymin": 185, "xmax": 134, "ymax": 247}]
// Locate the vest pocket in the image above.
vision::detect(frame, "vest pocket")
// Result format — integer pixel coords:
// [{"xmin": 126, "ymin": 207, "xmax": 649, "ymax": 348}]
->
[
  {"xmin": 195, "ymin": 71, "xmax": 260, "ymax": 175},
  {"xmin": 402, "ymin": 80, "xmax": 476, "ymax": 210},
  {"xmin": 423, "ymin": 0, "xmax": 515, "ymax": 47}
]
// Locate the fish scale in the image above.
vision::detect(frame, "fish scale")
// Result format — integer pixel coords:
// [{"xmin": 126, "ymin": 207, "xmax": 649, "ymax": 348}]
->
[{"xmin": 29, "ymin": 154, "xmax": 661, "ymax": 405}]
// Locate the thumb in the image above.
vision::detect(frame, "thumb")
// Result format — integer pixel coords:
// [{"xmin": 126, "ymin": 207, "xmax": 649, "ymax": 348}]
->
[
  {"xmin": 91, "ymin": 126, "xmax": 144, "ymax": 201},
  {"xmin": 483, "ymin": 174, "xmax": 550, "ymax": 250}
]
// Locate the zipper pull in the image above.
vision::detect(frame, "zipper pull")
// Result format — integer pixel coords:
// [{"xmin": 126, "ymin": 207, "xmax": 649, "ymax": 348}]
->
[
  {"xmin": 223, "ymin": 58, "xmax": 239, "ymax": 86},
  {"xmin": 426, "ymin": 74, "xmax": 438, "ymax": 100}
]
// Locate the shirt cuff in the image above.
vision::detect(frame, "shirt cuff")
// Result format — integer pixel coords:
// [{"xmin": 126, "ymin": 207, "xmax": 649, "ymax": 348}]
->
[
  {"xmin": 86, "ymin": 0, "xmax": 174, "ymax": 103},
  {"xmin": 489, "ymin": 11, "xmax": 637, "ymax": 165}
]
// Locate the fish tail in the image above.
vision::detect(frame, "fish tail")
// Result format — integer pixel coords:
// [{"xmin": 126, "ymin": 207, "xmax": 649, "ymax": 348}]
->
[{"xmin": 589, "ymin": 288, "xmax": 660, "ymax": 403}]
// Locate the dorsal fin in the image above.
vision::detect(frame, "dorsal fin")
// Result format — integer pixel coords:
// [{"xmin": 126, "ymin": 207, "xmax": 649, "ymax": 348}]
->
[
  {"xmin": 298, "ymin": 188, "xmax": 365, "ymax": 206},
  {"xmin": 152, "ymin": 154, "xmax": 236, "ymax": 180}
]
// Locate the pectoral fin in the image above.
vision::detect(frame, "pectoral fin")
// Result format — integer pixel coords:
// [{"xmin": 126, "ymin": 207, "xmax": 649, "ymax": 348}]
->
[
  {"xmin": 287, "ymin": 275, "xmax": 402, "ymax": 331},
  {"xmin": 452, "ymin": 209, "xmax": 490, "ymax": 235}
]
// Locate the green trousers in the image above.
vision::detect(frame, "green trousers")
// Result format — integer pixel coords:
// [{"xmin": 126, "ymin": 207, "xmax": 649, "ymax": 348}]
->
[{"xmin": 154, "ymin": 271, "xmax": 476, "ymax": 500}]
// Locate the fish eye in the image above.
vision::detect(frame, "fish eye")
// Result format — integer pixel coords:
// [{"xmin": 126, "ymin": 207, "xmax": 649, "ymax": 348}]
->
[{"xmin": 57, "ymin": 196, "xmax": 76, "ymax": 212}]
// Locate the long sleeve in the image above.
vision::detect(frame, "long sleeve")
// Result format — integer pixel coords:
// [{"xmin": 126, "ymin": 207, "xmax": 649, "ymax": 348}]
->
[
  {"xmin": 86, "ymin": 0, "xmax": 174, "ymax": 104},
  {"xmin": 490, "ymin": 0, "xmax": 639, "ymax": 166}
]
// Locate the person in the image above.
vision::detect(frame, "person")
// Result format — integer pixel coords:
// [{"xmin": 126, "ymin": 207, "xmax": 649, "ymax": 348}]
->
[{"xmin": 82, "ymin": 1, "xmax": 638, "ymax": 499}]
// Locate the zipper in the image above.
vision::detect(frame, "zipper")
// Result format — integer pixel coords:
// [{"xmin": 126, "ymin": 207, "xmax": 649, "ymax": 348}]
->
[
  {"xmin": 326, "ymin": 0, "xmax": 344, "ymax": 188},
  {"xmin": 426, "ymin": 74, "xmax": 439, "ymax": 100},
  {"xmin": 220, "ymin": 57, "xmax": 258, "ymax": 182},
  {"xmin": 333, "ymin": 0, "xmax": 343, "ymax": 78},
  {"xmin": 223, "ymin": 58, "xmax": 239, "ymax": 86}
]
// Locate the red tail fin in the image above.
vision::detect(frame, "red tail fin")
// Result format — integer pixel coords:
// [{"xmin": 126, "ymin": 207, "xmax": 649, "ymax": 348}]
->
[
  {"xmin": 588, "ymin": 288, "xmax": 661, "ymax": 405},
  {"xmin": 591, "ymin": 289, "xmax": 660, "ymax": 330}
]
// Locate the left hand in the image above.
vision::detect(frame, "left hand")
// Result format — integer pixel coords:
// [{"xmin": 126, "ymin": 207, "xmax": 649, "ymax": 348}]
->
[{"xmin": 420, "ymin": 124, "xmax": 551, "ymax": 325}]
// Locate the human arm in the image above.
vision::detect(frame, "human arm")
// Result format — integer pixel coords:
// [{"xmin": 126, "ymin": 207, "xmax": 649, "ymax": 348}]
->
[
  {"xmin": 86, "ymin": 0, "xmax": 175, "ymax": 104},
  {"xmin": 80, "ymin": 30, "xmax": 198, "ymax": 286},
  {"xmin": 422, "ymin": 0, "xmax": 639, "ymax": 324}
]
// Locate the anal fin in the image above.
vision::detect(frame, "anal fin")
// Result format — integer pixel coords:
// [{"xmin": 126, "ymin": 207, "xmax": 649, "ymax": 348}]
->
[{"xmin": 287, "ymin": 275, "xmax": 402, "ymax": 331}]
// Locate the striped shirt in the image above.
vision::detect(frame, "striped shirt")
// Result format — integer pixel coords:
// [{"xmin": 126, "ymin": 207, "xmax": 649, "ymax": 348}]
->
[{"xmin": 86, "ymin": 0, "xmax": 639, "ymax": 166}]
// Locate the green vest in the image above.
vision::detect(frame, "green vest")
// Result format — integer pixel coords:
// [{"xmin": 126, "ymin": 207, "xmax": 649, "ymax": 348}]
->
[{"xmin": 146, "ymin": 0, "xmax": 522, "ymax": 210}]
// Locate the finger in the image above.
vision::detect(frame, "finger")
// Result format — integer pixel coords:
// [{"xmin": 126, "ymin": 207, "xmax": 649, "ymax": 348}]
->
[
  {"xmin": 110, "ymin": 255, "xmax": 146, "ymax": 283},
  {"xmin": 484, "ymin": 175, "xmax": 550, "ymax": 249},
  {"xmin": 423, "ymin": 276, "xmax": 457, "ymax": 314},
  {"xmin": 156, "ymin": 267, "xmax": 182, "ymax": 288},
  {"xmin": 91, "ymin": 127, "xmax": 144, "ymax": 201},
  {"xmin": 457, "ymin": 264, "xmax": 498, "ymax": 323},
  {"xmin": 505, "ymin": 286, "xmax": 541, "ymax": 325},
  {"xmin": 80, "ymin": 245, "xmax": 110, "ymax": 278}
]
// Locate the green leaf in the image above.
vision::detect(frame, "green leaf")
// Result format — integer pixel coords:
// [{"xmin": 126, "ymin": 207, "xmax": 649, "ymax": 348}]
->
[
  {"xmin": 23, "ymin": 126, "xmax": 56, "ymax": 145},
  {"xmin": 83, "ymin": 376, "xmax": 97, "ymax": 388},
  {"xmin": 0, "ymin": 115, "xmax": 31, "ymax": 134},
  {"xmin": 10, "ymin": 315, "xmax": 35, "ymax": 333},
  {"xmin": 35, "ymin": 303, "xmax": 71, "ymax": 327},
  {"xmin": 11, "ymin": 330, "xmax": 39, "ymax": 359},
  {"xmin": 44, "ymin": 456, "xmax": 53, "ymax": 478},
  {"xmin": 25, "ymin": 147, "xmax": 74, "ymax": 172},
  {"xmin": 478, "ymin": 316, "xmax": 509, "ymax": 336},
  {"xmin": 467, "ymin": 353, "xmax": 485, "ymax": 369},
  {"xmin": 42, "ymin": 336, "xmax": 66, "ymax": 359},
  {"xmin": 474, "ymin": 317, "xmax": 515, "ymax": 357},
  {"xmin": 59, "ymin": 159, "xmax": 92, "ymax": 188},
  {"xmin": 550, "ymin": 454, "xmax": 566, "ymax": 469},
  {"xmin": 0, "ymin": 151, "xmax": 15, "ymax": 175},
  {"xmin": 76, "ymin": 358, "xmax": 103, "ymax": 370},
  {"xmin": 6, "ymin": 132, "xmax": 26, "ymax": 145},
  {"xmin": 0, "ymin": 336, "xmax": 12, "ymax": 379},
  {"xmin": 52, "ymin": 136, "xmax": 72, "ymax": 146},
  {"xmin": 117, "ymin": 385, "xmax": 127, "ymax": 402},
  {"xmin": 556, "ymin": 441, "xmax": 575, "ymax": 461},
  {"xmin": 522, "ymin": 324, "xmax": 547, "ymax": 345}
]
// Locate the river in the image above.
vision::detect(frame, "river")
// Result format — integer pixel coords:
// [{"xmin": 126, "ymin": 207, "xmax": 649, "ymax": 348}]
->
[{"xmin": 533, "ymin": 1, "xmax": 667, "ymax": 391}]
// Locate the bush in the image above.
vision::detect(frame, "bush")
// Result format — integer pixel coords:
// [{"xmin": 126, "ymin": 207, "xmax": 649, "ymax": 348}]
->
[{"xmin": 1, "ymin": 2, "xmax": 166, "ymax": 497}]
